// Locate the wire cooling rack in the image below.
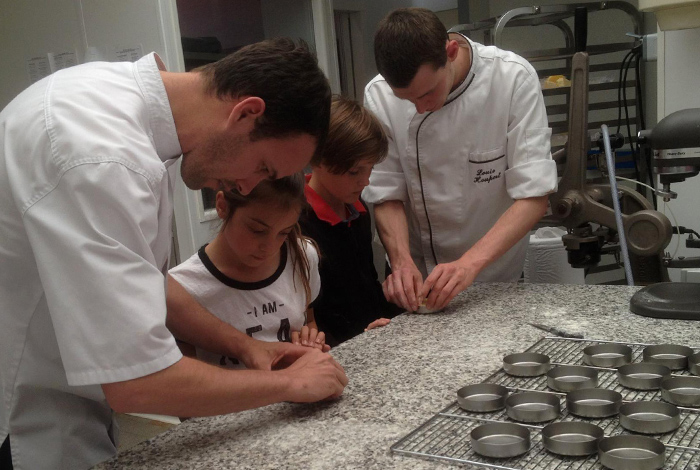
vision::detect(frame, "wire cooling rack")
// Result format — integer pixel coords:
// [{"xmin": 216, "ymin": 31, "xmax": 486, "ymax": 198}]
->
[{"xmin": 390, "ymin": 337, "xmax": 700, "ymax": 469}]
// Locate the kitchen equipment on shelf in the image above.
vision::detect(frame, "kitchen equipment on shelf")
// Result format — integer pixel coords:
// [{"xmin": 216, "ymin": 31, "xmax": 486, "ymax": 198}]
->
[
  {"xmin": 617, "ymin": 362, "xmax": 672, "ymax": 390},
  {"xmin": 643, "ymin": 344, "xmax": 694, "ymax": 370},
  {"xmin": 392, "ymin": 337, "xmax": 700, "ymax": 469},
  {"xmin": 541, "ymin": 421, "xmax": 603, "ymax": 456},
  {"xmin": 566, "ymin": 388, "xmax": 622, "ymax": 418},
  {"xmin": 661, "ymin": 376, "xmax": 700, "ymax": 407},
  {"xmin": 547, "ymin": 365, "xmax": 598, "ymax": 392},
  {"xmin": 689, "ymin": 351, "xmax": 700, "ymax": 375},
  {"xmin": 456, "ymin": 383, "xmax": 508, "ymax": 412},
  {"xmin": 619, "ymin": 401, "xmax": 681, "ymax": 434},
  {"xmin": 469, "ymin": 422, "xmax": 531, "ymax": 458},
  {"xmin": 582, "ymin": 343, "xmax": 632, "ymax": 367},
  {"xmin": 597, "ymin": 435, "xmax": 666, "ymax": 470},
  {"xmin": 503, "ymin": 352, "xmax": 550, "ymax": 377},
  {"xmin": 505, "ymin": 391, "xmax": 561, "ymax": 423}
]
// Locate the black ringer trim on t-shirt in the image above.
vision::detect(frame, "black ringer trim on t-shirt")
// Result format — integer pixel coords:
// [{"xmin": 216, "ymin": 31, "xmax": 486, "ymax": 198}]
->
[{"xmin": 197, "ymin": 242, "xmax": 288, "ymax": 290}]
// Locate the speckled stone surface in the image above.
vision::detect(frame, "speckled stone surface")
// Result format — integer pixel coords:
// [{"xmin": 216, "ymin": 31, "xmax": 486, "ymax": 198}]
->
[{"xmin": 95, "ymin": 283, "xmax": 699, "ymax": 469}]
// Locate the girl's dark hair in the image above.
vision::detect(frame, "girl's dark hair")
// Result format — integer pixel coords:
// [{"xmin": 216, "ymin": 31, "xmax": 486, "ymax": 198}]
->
[
  {"xmin": 319, "ymin": 96, "xmax": 388, "ymax": 174},
  {"xmin": 374, "ymin": 8, "xmax": 448, "ymax": 88},
  {"xmin": 198, "ymin": 38, "xmax": 331, "ymax": 163},
  {"xmin": 220, "ymin": 173, "xmax": 318, "ymax": 307}
]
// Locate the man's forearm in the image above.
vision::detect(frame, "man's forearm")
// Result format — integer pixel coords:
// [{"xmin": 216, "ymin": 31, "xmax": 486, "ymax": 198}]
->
[
  {"xmin": 103, "ymin": 356, "xmax": 290, "ymax": 416},
  {"xmin": 166, "ymin": 275, "xmax": 253, "ymax": 360},
  {"xmin": 458, "ymin": 195, "xmax": 549, "ymax": 273},
  {"xmin": 373, "ymin": 200, "xmax": 414, "ymax": 268}
]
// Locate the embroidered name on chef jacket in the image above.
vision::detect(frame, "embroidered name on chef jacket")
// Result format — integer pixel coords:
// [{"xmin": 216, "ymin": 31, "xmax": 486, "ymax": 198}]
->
[{"xmin": 474, "ymin": 168, "xmax": 502, "ymax": 184}]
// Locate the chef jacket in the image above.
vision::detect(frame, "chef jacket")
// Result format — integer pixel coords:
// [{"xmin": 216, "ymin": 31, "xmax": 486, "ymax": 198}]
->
[
  {"xmin": 363, "ymin": 34, "xmax": 557, "ymax": 281},
  {"xmin": 0, "ymin": 53, "xmax": 183, "ymax": 469}
]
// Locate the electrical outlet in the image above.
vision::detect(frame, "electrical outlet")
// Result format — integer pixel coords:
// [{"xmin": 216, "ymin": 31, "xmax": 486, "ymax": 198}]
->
[{"xmin": 643, "ymin": 33, "xmax": 658, "ymax": 61}]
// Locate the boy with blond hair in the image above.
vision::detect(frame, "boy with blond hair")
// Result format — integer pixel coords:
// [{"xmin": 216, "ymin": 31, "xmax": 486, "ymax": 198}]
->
[{"xmin": 300, "ymin": 97, "xmax": 402, "ymax": 346}]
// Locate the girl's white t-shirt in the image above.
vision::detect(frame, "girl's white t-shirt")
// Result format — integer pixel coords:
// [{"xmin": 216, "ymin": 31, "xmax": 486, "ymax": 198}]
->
[{"xmin": 169, "ymin": 239, "xmax": 320, "ymax": 368}]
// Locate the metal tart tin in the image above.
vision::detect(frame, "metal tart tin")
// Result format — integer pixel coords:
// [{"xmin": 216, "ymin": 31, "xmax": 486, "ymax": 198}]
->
[
  {"xmin": 505, "ymin": 391, "xmax": 560, "ymax": 423},
  {"xmin": 661, "ymin": 376, "xmax": 700, "ymax": 407},
  {"xmin": 566, "ymin": 388, "xmax": 622, "ymax": 418},
  {"xmin": 643, "ymin": 344, "xmax": 694, "ymax": 371},
  {"xmin": 619, "ymin": 401, "xmax": 681, "ymax": 434},
  {"xmin": 547, "ymin": 365, "xmax": 598, "ymax": 392},
  {"xmin": 503, "ymin": 352, "xmax": 550, "ymax": 377},
  {"xmin": 542, "ymin": 421, "xmax": 603, "ymax": 456},
  {"xmin": 689, "ymin": 351, "xmax": 700, "ymax": 376},
  {"xmin": 598, "ymin": 435, "xmax": 666, "ymax": 470},
  {"xmin": 470, "ymin": 422, "xmax": 530, "ymax": 458},
  {"xmin": 582, "ymin": 343, "xmax": 633, "ymax": 368},
  {"xmin": 617, "ymin": 363, "xmax": 671, "ymax": 390},
  {"xmin": 457, "ymin": 383, "xmax": 508, "ymax": 412}
]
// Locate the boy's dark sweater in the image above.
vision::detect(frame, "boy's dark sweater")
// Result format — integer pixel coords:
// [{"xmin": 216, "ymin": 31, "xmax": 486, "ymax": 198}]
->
[{"xmin": 299, "ymin": 199, "xmax": 402, "ymax": 346}]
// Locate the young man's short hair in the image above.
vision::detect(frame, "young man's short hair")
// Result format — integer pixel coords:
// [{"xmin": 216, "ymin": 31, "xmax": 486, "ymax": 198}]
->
[
  {"xmin": 198, "ymin": 38, "xmax": 331, "ymax": 159},
  {"xmin": 374, "ymin": 8, "xmax": 448, "ymax": 89},
  {"xmin": 318, "ymin": 96, "xmax": 388, "ymax": 175}
]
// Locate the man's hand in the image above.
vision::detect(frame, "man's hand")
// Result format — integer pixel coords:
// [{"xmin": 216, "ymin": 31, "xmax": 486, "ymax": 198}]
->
[
  {"xmin": 383, "ymin": 262, "xmax": 424, "ymax": 312},
  {"xmin": 240, "ymin": 339, "xmax": 315, "ymax": 370},
  {"xmin": 280, "ymin": 349, "xmax": 348, "ymax": 402},
  {"xmin": 420, "ymin": 260, "xmax": 477, "ymax": 311},
  {"xmin": 373, "ymin": 200, "xmax": 423, "ymax": 311}
]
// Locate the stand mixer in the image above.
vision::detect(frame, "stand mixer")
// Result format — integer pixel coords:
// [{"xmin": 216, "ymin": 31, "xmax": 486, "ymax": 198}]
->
[{"xmin": 543, "ymin": 51, "xmax": 700, "ymax": 319}]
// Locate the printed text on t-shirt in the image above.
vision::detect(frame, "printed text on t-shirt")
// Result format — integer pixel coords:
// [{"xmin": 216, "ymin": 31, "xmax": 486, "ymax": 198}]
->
[{"xmin": 247, "ymin": 301, "xmax": 284, "ymax": 318}]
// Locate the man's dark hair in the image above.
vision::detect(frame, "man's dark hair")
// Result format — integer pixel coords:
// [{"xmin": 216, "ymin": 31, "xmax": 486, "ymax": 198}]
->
[
  {"xmin": 374, "ymin": 8, "xmax": 448, "ymax": 88},
  {"xmin": 198, "ymin": 38, "xmax": 331, "ymax": 158}
]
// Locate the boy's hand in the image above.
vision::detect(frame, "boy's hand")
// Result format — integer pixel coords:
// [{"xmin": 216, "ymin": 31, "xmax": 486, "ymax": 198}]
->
[
  {"xmin": 292, "ymin": 326, "xmax": 330, "ymax": 352},
  {"xmin": 365, "ymin": 318, "xmax": 391, "ymax": 331}
]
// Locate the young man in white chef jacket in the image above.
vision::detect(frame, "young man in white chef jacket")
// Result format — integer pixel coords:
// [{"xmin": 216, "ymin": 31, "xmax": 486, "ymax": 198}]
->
[
  {"xmin": 363, "ymin": 8, "xmax": 558, "ymax": 313},
  {"xmin": 0, "ymin": 38, "xmax": 347, "ymax": 470}
]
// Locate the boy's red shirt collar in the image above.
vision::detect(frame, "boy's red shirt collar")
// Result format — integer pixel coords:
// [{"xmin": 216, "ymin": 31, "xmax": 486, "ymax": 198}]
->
[{"xmin": 304, "ymin": 173, "xmax": 366, "ymax": 226}]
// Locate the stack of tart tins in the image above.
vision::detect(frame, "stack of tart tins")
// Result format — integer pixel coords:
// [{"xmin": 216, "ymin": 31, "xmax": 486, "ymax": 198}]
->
[{"xmin": 456, "ymin": 342, "xmax": 700, "ymax": 467}]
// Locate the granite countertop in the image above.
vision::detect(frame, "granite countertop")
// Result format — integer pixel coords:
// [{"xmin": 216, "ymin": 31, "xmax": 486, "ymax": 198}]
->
[{"xmin": 96, "ymin": 282, "xmax": 698, "ymax": 469}]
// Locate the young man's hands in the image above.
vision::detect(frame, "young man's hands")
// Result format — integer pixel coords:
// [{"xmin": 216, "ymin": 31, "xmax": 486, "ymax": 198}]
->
[{"xmin": 382, "ymin": 261, "xmax": 424, "ymax": 312}]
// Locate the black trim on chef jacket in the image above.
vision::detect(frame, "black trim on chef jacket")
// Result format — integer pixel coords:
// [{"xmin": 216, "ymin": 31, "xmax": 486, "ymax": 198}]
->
[
  {"xmin": 415, "ymin": 34, "xmax": 476, "ymax": 266},
  {"xmin": 1, "ymin": 436, "xmax": 12, "ymax": 470}
]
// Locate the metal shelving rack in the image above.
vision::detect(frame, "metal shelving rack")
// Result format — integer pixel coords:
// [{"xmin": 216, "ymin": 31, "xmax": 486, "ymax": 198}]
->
[
  {"xmin": 449, "ymin": 3, "xmax": 651, "ymax": 285},
  {"xmin": 448, "ymin": 2, "xmax": 644, "ymax": 169}
]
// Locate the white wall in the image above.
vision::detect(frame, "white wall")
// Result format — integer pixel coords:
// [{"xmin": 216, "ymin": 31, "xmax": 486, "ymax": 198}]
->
[
  {"xmin": 336, "ymin": 0, "xmax": 457, "ymax": 87},
  {"xmin": 260, "ymin": 0, "xmax": 316, "ymax": 47},
  {"xmin": 657, "ymin": 27, "xmax": 700, "ymax": 280},
  {"xmin": 0, "ymin": 0, "xmax": 84, "ymax": 109}
]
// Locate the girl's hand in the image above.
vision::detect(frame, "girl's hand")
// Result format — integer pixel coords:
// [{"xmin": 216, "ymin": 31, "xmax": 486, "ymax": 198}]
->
[
  {"xmin": 365, "ymin": 318, "xmax": 391, "ymax": 331},
  {"xmin": 292, "ymin": 326, "xmax": 330, "ymax": 352}
]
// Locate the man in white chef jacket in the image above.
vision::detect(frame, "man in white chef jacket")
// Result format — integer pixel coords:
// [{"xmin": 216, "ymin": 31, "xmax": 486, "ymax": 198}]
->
[
  {"xmin": 364, "ymin": 8, "xmax": 558, "ymax": 312},
  {"xmin": 0, "ymin": 38, "xmax": 347, "ymax": 470}
]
